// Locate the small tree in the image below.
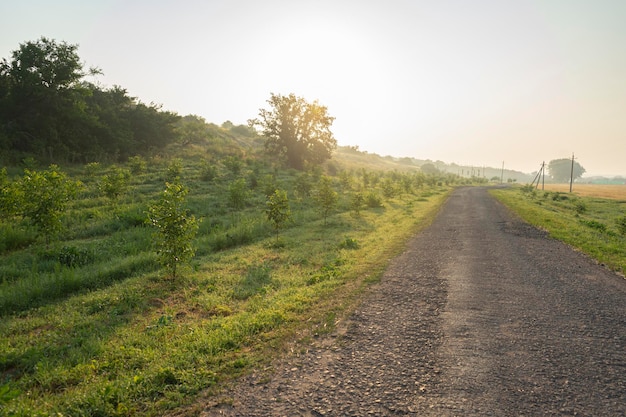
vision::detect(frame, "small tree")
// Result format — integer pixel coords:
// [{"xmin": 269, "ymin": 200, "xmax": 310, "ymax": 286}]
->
[
  {"xmin": 19, "ymin": 165, "xmax": 81, "ymax": 243},
  {"xmin": 266, "ymin": 189, "xmax": 291, "ymax": 240},
  {"xmin": 127, "ymin": 155, "xmax": 147, "ymax": 174},
  {"xmin": 350, "ymin": 192, "xmax": 365, "ymax": 217},
  {"xmin": 99, "ymin": 167, "xmax": 131, "ymax": 206},
  {"xmin": 165, "ymin": 158, "xmax": 183, "ymax": 182},
  {"xmin": 228, "ymin": 178, "xmax": 249, "ymax": 214},
  {"xmin": 314, "ymin": 176, "xmax": 338, "ymax": 225},
  {"xmin": 294, "ymin": 172, "xmax": 313, "ymax": 200},
  {"xmin": 147, "ymin": 180, "xmax": 198, "ymax": 278}
]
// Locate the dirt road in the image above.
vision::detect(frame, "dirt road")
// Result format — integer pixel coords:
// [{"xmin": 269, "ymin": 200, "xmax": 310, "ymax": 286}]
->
[{"xmin": 203, "ymin": 187, "xmax": 626, "ymax": 416}]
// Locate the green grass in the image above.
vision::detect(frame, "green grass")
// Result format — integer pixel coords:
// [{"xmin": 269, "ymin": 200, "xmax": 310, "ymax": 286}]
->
[
  {"xmin": 491, "ymin": 186, "xmax": 626, "ymax": 275},
  {"xmin": 0, "ymin": 155, "xmax": 457, "ymax": 416}
]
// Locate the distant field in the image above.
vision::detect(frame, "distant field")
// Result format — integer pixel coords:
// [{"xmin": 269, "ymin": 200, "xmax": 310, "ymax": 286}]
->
[{"xmin": 538, "ymin": 184, "xmax": 626, "ymax": 200}]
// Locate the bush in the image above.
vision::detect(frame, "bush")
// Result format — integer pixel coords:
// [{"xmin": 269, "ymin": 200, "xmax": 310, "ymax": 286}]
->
[
  {"xmin": 616, "ymin": 216, "xmax": 626, "ymax": 236},
  {"xmin": 365, "ymin": 192, "xmax": 383, "ymax": 208},
  {"xmin": 99, "ymin": 167, "xmax": 131, "ymax": 204},
  {"xmin": 200, "ymin": 160, "xmax": 219, "ymax": 181},
  {"xmin": 127, "ymin": 155, "xmax": 147, "ymax": 174},
  {"xmin": 573, "ymin": 201, "xmax": 587, "ymax": 214},
  {"xmin": 19, "ymin": 165, "xmax": 82, "ymax": 242},
  {"xmin": 338, "ymin": 237, "xmax": 359, "ymax": 250},
  {"xmin": 58, "ymin": 245, "xmax": 94, "ymax": 268}
]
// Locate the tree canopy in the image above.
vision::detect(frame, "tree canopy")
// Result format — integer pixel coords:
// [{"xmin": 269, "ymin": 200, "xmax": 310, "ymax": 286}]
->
[
  {"xmin": 548, "ymin": 158, "xmax": 586, "ymax": 183},
  {"xmin": 0, "ymin": 37, "xmax": 180, "ymax": 164},
  {"xmin": 249, "ymin": 93, "xmax": 336, "ymax": 170}
]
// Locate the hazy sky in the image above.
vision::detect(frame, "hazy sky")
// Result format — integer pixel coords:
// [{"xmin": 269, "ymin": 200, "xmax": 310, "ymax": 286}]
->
[{"xmin": 2, "ymin": 0, "xmax": 625, "ymax": 176}]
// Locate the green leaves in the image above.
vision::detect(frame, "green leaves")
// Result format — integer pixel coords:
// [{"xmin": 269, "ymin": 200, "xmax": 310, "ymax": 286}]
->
[
  {"xmin": 266, "ymin": 189, "xmax": 292, "ymax": 237},
  {"xmin": 99, "ymin": 167, "xmax": 131, "ymax": 204},
  {"xmin": 249, "ymin": 93, "xmax": 336, "ymax": 170},
  {"xmin": 147, "ymin": 180, "xmax": 198, "ymax": 278},
  {"xmin": 19, "ymin": 165, "xmax": 81, "ymax": 242},
  {"xmin": 314, "ymin": 176, "xmax": 338, "ymax": 225}
]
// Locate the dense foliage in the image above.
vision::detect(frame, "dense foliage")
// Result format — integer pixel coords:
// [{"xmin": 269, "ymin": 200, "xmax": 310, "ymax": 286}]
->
[
  {"xmin": 0, "ymin": 38, "xmax": 181, "ymax": 164},
  {"xmin": 249, "ymin": 93, "xmax": 337, "ymax": 170},
  {"xmin": 547, "ymin": 158, "xmax": 586, "ymax": 183}
]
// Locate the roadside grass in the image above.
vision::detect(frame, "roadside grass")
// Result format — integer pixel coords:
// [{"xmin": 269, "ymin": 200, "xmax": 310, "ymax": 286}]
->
[
  {"xmin": 0, "ymin": 157, "xmax": 453, "ymax": 416},
  {"xmin": 490, "ymin": 186, "xmax": 626, "ymax": 276}
]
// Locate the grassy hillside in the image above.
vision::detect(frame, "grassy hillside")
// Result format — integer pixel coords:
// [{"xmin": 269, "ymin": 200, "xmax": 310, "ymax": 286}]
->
[{"xmin": 0, "ymin": 133, "xmax": 466, "ymax": 416}]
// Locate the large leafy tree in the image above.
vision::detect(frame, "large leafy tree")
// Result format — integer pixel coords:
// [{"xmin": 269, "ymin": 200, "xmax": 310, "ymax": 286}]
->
[
  {"xmin": 548, "ymin": 158, "xmax": 586, "ymax": 183},
  {"xmin": 0, "ymin": 37, "xmax": 98, "ymax": 159},
  {"xmin": 0, "ymin": 38, "xmax": 180, "ymax": 163},
  {"xmin": 249, "ymin": 93, "xmax": 337, "ymax": 170}
]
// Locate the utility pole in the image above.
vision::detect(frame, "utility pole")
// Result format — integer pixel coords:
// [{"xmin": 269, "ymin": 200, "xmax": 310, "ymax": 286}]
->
[
  {"xmin": 569, "ymin": 153, "xmax": 575, "ymax": 193},
  {"xmin": 500, "ymin": 161, "xmax": 504, "ymax": 184},
  {"xmin": 542, "ymin": 161, "xmax": 545, "ymax": 190}
]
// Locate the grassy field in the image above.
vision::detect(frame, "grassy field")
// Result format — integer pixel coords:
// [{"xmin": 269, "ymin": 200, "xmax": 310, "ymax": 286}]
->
[
  {"xmin": 491, "ymin": 185, "xmax": 626, "ymax": 277},
  {"xmin": 538, "ymin": 183, "xmax": 626, "ymax": 200},
  {"xmin": 0, "ymin": 152, "xmax": 456, "ymax": 416}
]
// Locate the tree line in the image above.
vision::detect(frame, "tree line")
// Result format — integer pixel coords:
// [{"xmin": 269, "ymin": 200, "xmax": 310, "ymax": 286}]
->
[
  {"xmin": 1, "ymin": 38, "xmax": 337, "ymax": 171},
  {"xmin": 0, "ymin": 38, "xmax": 184, "ymax": 164}
]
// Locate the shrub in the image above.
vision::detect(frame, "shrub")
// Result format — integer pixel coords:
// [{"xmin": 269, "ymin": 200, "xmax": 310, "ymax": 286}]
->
[
  {"xmin": 616, "ymin": 216, "xmax": 626, "ymax": 236},
  {"xmin": 19, "ymin": 165, "xmax": 82, "ymax": 243},
  {"xmin": 573, "ymin": 201, "xmax": 587, "ymax": 214},
  {"xmin": 350, "ymin": 192, "xmax": 365, "ymax": 217},
  {"xmin": 99, "ymin": 167, "xmax": 131, "ymax": 204},
  {"xmin": 127, "ymin": 155, "xmax": 147, "ymax": 174},
  {"xmin": 58, "ymin": 245, "xmax": 94, "ymax": 268},
  {"xmin": 200, "ymin": 160, "xmax": 219, "ymax": 181},
  {"xmin": 84, "ymin": 162, "xmax": 101, "ymax": 177},
  {"xmin": 338, "ymin": 237, "xmax": 359, "ymax": 250},
  {"xmin": 228, "ymin": 178, "xmax": 250, "ymax": 212},
  {"xmin": 165, "ymin": 158, "xmax": 183, "ymax": 181},
  {"xmin": 365, "ymin": 192, "xmax": 383, "ymax": 208}
]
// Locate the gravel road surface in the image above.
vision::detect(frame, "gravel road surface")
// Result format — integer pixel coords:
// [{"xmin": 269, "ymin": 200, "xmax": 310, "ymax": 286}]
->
[{"xmin": 202, "ymin": 186, "xmax": 626, "ymax": 416}]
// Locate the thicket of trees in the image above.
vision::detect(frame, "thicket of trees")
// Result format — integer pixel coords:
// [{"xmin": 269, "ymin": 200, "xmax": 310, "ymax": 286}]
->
[
  {"xmin": 0, "ymin": 38, "xmax": 181, "ymax": 164},
  {"xmin": 1, "ymin": 38, "xmax": 339, "ymax": 172}
]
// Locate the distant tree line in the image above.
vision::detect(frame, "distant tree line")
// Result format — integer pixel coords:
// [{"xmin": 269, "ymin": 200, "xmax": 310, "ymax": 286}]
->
[{"xmin": 0, "ymin": 37, "xmax": 183, "ymax": 164}]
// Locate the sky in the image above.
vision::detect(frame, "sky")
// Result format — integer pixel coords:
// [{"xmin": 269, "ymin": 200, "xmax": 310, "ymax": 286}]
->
[{"xmin": 2, "ymin": 0, "xmax": 625, "ymax": 176}]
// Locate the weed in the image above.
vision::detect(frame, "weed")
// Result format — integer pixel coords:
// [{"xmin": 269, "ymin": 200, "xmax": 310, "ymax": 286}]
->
[
  {"xmin": 579, "ymin": 219, "xmax": 607, "ymax": 232},
  {"xmin": 574, "ymin": 201, "xmax": 587, "ymax": 214},
  {"xmin": 338, "ymin": 237, "xmax": 359, "ymax": 250},
  {"xmin": 58, "ymin": 245, "xmax": 94, "ymax": 268},
  {"xmin": 616, "ymin": 216, "xmax": 626, "ymax": 236}
]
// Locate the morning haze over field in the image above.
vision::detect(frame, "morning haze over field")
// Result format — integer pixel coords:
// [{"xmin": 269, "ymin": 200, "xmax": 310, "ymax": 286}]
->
[{"xmin": 2, "ymin": 0, "xmax": 625, "ymax": 176}]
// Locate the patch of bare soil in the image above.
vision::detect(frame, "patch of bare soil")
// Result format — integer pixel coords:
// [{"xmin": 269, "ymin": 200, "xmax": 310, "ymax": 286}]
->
[{"xmin": 199, "ymin": 187, "xmax": 626, "ymax": 416}]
